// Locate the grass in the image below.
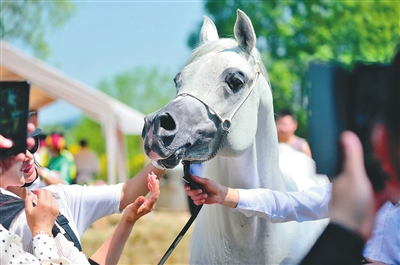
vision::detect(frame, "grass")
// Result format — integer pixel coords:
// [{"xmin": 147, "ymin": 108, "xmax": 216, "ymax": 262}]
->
[{"xmin": 81, "ymin": 210, "xmax": 193, "ymax": 265}]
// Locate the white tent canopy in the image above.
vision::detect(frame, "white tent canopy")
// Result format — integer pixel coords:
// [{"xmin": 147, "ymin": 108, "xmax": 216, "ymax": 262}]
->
[{"xmin": 0, "ymin": 41, "xmax": 145, "ymax": 184}]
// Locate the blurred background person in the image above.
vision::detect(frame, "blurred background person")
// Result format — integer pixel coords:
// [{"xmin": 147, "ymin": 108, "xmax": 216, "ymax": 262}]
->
[
  {"xmin": 276, "ymin": 109, "xmax": 312, "ymax": 157},
  {"xmin": 46, "ymin": 132, "xmax": 76, "ymax": 184},
  {"xmin": 73, "ymin": 138, "xmax": 100, "ymax": 185}
]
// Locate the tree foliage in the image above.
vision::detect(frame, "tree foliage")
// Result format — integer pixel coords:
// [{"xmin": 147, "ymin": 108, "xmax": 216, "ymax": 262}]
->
[
  {"xmin": 1, "ymin": 1, "xmax": 76, "ymax": 58},
  {"xmin": 97, "ymin": 67, "xmax": 176, "ymax": 114},
  {"xmin": 188, "ymin": 1, "xmax": 399, "ymax": 137}
]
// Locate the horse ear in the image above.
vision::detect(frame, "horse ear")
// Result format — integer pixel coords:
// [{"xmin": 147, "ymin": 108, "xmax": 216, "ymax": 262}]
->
[
  {"xmin": 234, "ymin": 9, "xmax": 256, "ymax": 54},
  {"xmin": 200, "ymin": 16, "xmax": 219, "ymax": 43}
]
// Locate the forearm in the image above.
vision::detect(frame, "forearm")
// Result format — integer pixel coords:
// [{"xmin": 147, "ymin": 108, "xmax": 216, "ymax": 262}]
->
[
  {"xmin": 90, "ymin": 220, "xmax": 134, "ymax": 265},
  {"xmin": 119, "ymin": 162, "xmax": 165, "ymax": 210},
  {"xmin": 219, "ymin": 187, "xmax": 240, "ymax": 208},
  {"xmin": 37, "ymin": 167, "xmax": 66, "ymax": 185},
  {"xmin": 235, "ymin": 184, "xmax": 331, "ymax": 222}
]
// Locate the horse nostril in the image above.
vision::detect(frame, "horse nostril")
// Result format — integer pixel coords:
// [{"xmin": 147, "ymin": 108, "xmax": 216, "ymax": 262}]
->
[{"xmin": 160, "ymin": 113, "xmax": 176, "ymax": 131}]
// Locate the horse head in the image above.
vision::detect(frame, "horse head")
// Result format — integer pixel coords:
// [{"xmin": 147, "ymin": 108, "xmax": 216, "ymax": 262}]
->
[{"xmin": 142, "ymin": 10, "xmax": 271, "ymax": 168}]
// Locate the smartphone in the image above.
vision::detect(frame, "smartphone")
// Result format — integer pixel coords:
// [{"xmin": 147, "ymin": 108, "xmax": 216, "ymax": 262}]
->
[
  {"xmin": 0, "ymin": 81, "xmax": 31, "ymax": 158},
  {"xmin": 307, "ymin": 62, "xmax": 390, "ymax": 192}
]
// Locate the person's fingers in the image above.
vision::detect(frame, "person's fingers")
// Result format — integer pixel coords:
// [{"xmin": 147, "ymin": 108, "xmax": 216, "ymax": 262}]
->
[
  {"xmin": 0, "ymin": 135, "xmax": 13, "ymax": 148},
  {"xmin": 193, "ymin": 199, "xmax": 205, "ymax": 205},
  {"xmin": 26, "ymin": 138, "xmax": 35, "ymax": 149},
  {"xmin": 133, "ymin": 196, "xmax": 145, "ymax": 210},
  {"xmin": 27, "ymin": 123, "xmax": 35, "ymax": 134},
  {"xmin": 24, "ymin": 191, "xmax": 34, "ymax": 214},
  {"xmin": 340, "ymin": 131, "xmax": 366, "ymax": 176},
  {"xmin": 191, "ymin": 193, "xmax": 208, "ymax": 201},
  {"xmin": 190, "ymin": 174, "xmax": 207, "ymax": 184},
  {"xmin": 147, "ymin": 173, "xmax": 159, "ymax": 193},
  {"xmin": 185, "ymin": 187, "xmax": 203, "ymax": 196}
]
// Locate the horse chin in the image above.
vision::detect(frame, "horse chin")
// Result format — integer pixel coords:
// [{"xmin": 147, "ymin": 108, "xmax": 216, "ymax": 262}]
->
[{"xmin": 156, "ymin": 149, "xmax": 184, "ymax": 169}]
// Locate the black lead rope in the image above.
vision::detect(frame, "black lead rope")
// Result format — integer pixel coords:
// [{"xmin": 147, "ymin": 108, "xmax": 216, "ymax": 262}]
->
[{"xmin": 157, "ymin": 161, "xmax": 204, "ymax": 265}]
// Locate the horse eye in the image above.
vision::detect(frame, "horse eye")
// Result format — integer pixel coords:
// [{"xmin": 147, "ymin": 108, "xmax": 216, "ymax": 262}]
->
[{"xmin": 226, "ymin": 73, "xmax": 245, "ymax": 90}]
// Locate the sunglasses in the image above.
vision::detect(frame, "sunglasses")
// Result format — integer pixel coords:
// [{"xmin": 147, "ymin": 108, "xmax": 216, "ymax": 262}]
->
[{"xmin": 27, "ymin": 111, "xmax": 42, "ymax": 155}]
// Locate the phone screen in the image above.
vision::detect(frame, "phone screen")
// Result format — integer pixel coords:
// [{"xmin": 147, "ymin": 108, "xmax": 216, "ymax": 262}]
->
[
  {"xmin": 308, "ymin": 62, "xmax": 389, "ymax": 192},
  {"xmin": 0, "ymin": 81, "xmax": 31, "ymax": 158}
]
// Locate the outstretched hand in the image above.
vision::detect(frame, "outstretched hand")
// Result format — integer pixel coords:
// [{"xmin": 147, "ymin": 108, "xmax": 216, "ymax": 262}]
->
[
  {"xmin": 329, "ymin": 131, "xmax": 377, "ymax": 242},
  {"xmin": 122, "ymin": 172, "xmax": 160, "ymax": 223}
]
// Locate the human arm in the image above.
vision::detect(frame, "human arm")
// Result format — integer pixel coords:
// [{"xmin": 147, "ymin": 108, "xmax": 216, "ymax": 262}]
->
[
  {"xmin": 301, "ymin": 131, "xmax": 378, "ymax": 264},
  {"xmin": 89, "ymin": 173, "xmax": 160, "ymax": 265},
  {"xmin": 36, "ymin": 167, "xmax": 66, "ymax": 185},
  {"xmin": 119, "ymin": 161, "xmax": 165, "ymax": 211},
  {"xmin": 185, "ymin": 175, "xmax": 331, "ymax": 222}
]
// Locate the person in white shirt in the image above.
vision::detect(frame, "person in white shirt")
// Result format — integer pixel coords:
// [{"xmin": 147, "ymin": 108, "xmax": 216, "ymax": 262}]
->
[
  {"xmin": 73, "ymin": 139, "xmax": 101, "ymax": 185},
  {"xmin": 1, "ymin": 126, "xmax": 163, "ymax": 264},
  {"xmin": 185, "ymin": 175, "xmax": 399, "ymax": 265}
]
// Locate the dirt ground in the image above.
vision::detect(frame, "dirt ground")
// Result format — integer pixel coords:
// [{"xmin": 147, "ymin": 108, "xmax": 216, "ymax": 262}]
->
[{"xmin": 81, "ymin": 210, "xmax": 193, "ymax": 265}]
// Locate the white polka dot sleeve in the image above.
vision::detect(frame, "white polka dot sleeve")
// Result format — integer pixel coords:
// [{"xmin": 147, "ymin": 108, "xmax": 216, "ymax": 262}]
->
[{"xmin": 0, "ymin": 225, "xmax": 70, "ymax": 265}]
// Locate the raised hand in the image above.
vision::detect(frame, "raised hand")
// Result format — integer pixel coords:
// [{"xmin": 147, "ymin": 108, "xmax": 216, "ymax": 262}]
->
[{"xmin": 122, "ymin": 172, "xmax": 160, "ymax": 224}]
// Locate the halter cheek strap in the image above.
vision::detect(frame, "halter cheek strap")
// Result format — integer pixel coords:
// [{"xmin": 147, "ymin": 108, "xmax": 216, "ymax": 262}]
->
[{"xmin": 175, "ymin": 61, "xmax": 260, "ymax": 132}]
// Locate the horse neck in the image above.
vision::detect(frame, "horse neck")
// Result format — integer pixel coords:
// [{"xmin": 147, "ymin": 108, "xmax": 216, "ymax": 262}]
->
[{"xmin": 205, "ymin": 96, "xmax": 285, "ymax": 190}]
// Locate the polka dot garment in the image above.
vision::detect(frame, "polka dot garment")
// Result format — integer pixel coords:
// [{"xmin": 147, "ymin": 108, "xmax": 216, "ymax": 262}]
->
[{"xmin": 0, "ymin": 224, "xmax": 70, "ymax": 264}]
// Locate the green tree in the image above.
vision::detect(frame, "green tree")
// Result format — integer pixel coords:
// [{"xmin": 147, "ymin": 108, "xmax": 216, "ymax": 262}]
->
[
  {"xmin": 189, "ymin": 1, "xmax": 399, "ymax": 137},
  {"xmin": 98, "ymin": 67, "xmax": 176, "ymax": 115},
  {"xmin": 1, "ymin": 1, "xmax": 76, "ymax": 58}
]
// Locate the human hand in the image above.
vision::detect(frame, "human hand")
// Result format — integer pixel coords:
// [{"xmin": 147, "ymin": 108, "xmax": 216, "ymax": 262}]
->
[
  {"xmin": 25, "ymin": 189, "xmax": 59, "ymax": 237},
  {"xmin": 0, "ymin": 123, "xmax": 37, "ymax": 176},
  {"xmin": 185, "ymin": 175, "xmax": 228, "ymax": 206},
  {"xmin": 329, "ymin": 131, "xmax": 377, "ymax": 242},
  {"xmin": 122, "ymin": 172, "xmax": 160, "ymax": 224}
]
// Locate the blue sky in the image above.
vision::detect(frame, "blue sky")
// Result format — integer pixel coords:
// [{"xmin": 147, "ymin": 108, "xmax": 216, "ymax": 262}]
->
[{"xmin": 13, "ymin": 1, "xmax": 205, "ymax": 124}]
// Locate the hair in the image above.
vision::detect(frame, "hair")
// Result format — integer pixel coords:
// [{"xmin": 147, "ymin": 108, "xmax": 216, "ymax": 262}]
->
[
  {"xmin": 46, "ymin": 133, "xmax": 66, "ymax": 151},
  {"xmin": 79, "ymin": 139, "xmax": 88, "ymax": 147},
  {"xmin": 276, "ymin": 108, "xmax": 296, "ymax": 120}
]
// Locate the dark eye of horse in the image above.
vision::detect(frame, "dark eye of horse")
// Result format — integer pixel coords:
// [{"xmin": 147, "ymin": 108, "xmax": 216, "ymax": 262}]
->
[{"xmin": 226, "ymin": 72, "xmax": 245, "ymax": 91}]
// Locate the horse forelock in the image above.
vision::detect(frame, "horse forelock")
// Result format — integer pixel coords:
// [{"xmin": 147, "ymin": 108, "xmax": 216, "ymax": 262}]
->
[{"xmin": 186, "ymin": 38, "xmax": 270, "ymax": 86}]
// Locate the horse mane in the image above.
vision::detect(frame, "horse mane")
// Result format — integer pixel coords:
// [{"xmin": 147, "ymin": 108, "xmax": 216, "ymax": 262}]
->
[{"xmin": 186, "ymin": 38, "xmax": 270, "ymax": 86}]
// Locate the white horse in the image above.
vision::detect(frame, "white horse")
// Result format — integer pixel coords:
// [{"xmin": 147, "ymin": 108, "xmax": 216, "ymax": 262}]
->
[{"xmin": 142, "ymin": 9, "xmax": 328, "ymax": 264}]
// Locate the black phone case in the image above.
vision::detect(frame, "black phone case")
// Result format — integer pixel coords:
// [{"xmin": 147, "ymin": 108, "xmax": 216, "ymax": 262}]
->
[
  {"xmin": 0, "ymin": 81, "xmax": 31, "ymax": 158},
  {"xmin": 308, "ymin": 62, "xmax": 390, "ymax": 192}
]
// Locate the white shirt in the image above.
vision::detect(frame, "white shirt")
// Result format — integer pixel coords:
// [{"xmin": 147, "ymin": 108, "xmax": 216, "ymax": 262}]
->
[
  {"xmin": 363, "ymin": 201, "xmax": 400, "ymax": 264},
  {"xmin": 236, "ymin": 184, "xmax": 400, "ymax": 264},
  {"xmin": 236, "ymin": 183, "xmax": 331, "ymax": 222},
  {"xmin": 2, "ymin": 183, "xmax": 122, "ymax": 261},
  {"xmin": 0, "ymin": 224, "xmax": 71, "ymax": 264}
]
